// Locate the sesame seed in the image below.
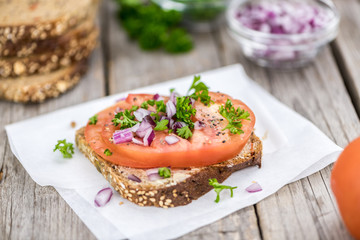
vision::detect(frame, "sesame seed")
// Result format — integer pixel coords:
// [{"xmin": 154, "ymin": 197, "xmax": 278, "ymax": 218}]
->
[{"xmin": 150, "ymin": 198, "xmax": 156, "ymax": 202}]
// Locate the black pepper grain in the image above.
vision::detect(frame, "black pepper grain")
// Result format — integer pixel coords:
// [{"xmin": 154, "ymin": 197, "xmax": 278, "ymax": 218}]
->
[{"xmin": 222, "ymin": 140, "xmax": 226, "ymax": 143}]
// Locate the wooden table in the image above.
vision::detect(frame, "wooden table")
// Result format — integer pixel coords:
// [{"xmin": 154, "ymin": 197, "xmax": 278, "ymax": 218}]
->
[{"xmin": 1, "ymin": 0, "xmax": 359, "ymax": 239}]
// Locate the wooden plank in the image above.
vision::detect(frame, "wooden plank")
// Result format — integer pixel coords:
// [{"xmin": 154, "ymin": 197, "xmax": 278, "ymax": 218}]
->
[
  {"xmin": 105, "ymin": 1, "xmax": 261, "ymax": 239},
  {"xmin": 0, "ymin": 13, "xmax": 106, "ymax": 240},
  {"xmin": 331, "ymin": 0, "xmax": 360, "ymax": 115},
  {"xmin": 214, "ymin": 27, "xmax": 359, "ymax": 239}
]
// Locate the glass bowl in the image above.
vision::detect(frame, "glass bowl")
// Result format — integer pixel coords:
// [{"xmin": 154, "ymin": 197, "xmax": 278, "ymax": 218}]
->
[
  {"xmin": 152, "ymin": 0, "xmax": 230, "ymax": 32},
  {"xmin": 226, "ymin": 0, "xmax": 340, "ymax": 69}
]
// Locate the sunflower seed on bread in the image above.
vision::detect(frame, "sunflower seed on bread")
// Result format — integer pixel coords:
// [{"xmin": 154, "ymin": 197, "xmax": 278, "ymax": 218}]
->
[{"xmin": 75, "ymin": 128, "xmax": 262, "ymax": 208}]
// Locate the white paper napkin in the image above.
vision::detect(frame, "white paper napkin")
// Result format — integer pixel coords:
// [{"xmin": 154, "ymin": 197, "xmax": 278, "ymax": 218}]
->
[{"xmin": 5, "ymin": 64, "xmax": 342, "ymax": 239}]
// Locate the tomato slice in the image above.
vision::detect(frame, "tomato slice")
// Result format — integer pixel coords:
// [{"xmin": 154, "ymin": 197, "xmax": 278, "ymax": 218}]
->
[{"xmin": 84, "ymin": 92, "xmax": 255, "ymax": 168}]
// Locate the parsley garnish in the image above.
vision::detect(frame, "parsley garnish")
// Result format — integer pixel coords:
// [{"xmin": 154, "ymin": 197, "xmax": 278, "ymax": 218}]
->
[
  {"xmin": 176, "ymin": 96, "xmax": 196, "ymax": 128},
  {"xmin": 155, "ymin": 100, "xmax": 166, "ymax": 113},
  {"xmin": 112, "ymin": 106, "xmax": 139, "ymax": 129},
  {"xmin": 53, "ymin": 139, "xmax": 74, "ymax": 158},
  {"xmin": 104, "ymin": 149, "xmax": 112, "ymax": 156},
  {"xmin": 158, "ymin": 167, "xmax": 171, "ymax": 178},
  {"xmin": 208, "ymin": 178, "xmax": 237, "ymax": 203},
  {"xmin": 154, "ymin": 119, "xmax": 169, "ymax": 131},
  {"xmin": 219, "ymin": 99, "xmax": 250, "ymax": 134},
  {"xmin": 141, "ymin": 99, "xmax": 155, "ymax": 109},
  {"xmin": 89, "ymin": 114, "xmax": 98, "ymax": 125},
  {"xmin": 176, "ymin": 125, "xmax": 193, "ymax": 139},
  {"xmin": 170, "ymin": 88, "xmax": 175, "ymax": 93},
  {"xmin": 187, "ymin": 75, "xmax": 212, "ymax": 105}
]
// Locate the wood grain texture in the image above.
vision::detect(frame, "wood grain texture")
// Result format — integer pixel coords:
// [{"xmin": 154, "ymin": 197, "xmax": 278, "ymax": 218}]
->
[
  {"xmin": 331, "ymin": 0, "xmax": 360, "ymax": 115},
  {"xmin": 1, "ymin": 0, "xmax": 360, "ymax": 239},
  {"xmin": 0, "ymin": 24, "xmax": 105, "ymax": 240},
  {"xmin": 213, "ymin": 27, "xmax": 359, "ymax": 240}
]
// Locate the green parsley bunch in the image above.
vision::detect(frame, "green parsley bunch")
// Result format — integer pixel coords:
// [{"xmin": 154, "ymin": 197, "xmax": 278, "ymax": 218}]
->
[{"xmin": 116, "ymin": 0, "xmax": 193, "ymax": 53}]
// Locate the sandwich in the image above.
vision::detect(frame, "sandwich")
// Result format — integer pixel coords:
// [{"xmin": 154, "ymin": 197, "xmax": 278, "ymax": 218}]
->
[{"xmin": 76, "ymin": 76, "xmax": 262, "ymax": 208}]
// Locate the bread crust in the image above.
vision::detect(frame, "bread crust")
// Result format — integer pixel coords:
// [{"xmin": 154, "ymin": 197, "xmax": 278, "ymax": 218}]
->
[
  {"xmin": 0, "ymin": 0, "xmax": 99, "ymax": 45},
  {"xmin": 75, "ymin": 127, "xmax": 262, "ymax": 208},
  {"xmin": 0, "ymin": 29, "xmax": 98, "ymax": 78},
  {"xmin": 0, "ymin": 16, "xmax": 96, "ymax": 58},
  {"xmin": 0, "ymin": 59, "xmax": 88, "ymax": 103}
]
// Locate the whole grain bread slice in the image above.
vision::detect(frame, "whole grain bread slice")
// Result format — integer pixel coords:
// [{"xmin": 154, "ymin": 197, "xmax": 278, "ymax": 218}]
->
[
  {"xmin": 0, "ymin": 14, "xmax": 96, "ymax": 58},
  {"xmin": 0, "ymin": 0, "xmax": 98, "ymax": 45},
  {"xmin": 0, "ymin": 29, "xmax": 98, "ymax": 78},
  {"xmin": 75, "ymin": 127, "xmax": 262, "ymax": 208},
  {"xmin": 0, "ymin": 59, "xmax": 88, "ymax": 103}
]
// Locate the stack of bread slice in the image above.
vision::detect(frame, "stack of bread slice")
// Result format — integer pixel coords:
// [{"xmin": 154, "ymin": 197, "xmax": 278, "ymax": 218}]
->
[{"xmin": 0, "ymin": 0, "xmax": 99, "ymax": 103}]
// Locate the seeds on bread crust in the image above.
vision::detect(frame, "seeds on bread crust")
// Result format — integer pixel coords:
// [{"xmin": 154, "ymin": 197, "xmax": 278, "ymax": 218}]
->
[
  {"xmin": 0, "ymin": 11, "xmax": 96, "ymax": 58},
  {"xmin": 0, "ymin": 60, "xmax": 88, "ymax": 103},
  {"xmin": 0, "ymin": 29, "xmax": 98, "ymax": 78},
  {"xmin": 0, "ymin": 0, "xmax": 98, "ymax": 45},
  {"xmin": 75, "ymin": 127, "xmax": 262, "ymax": 208}
]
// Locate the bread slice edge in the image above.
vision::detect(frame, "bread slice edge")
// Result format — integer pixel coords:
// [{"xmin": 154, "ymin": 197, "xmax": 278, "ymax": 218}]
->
[{"xmin": 75, "ymin": 127, "xmax": 262, "ymax": 208}]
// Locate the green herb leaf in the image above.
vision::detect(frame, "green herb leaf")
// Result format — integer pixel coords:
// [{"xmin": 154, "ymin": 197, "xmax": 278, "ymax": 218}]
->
[
  {"xmin": 219, "ymin": 99, "xmax": 250, "ymax": 134},
  {"xmin": 53, "ymin": 139, "xmax": 74, "ymax": 158},
  {"xmin": 155, "ymin": 100, "xmax": 166, "ymax": 113},
  {"xmin": 176, "ymin": 96, "xmax": 196, "ymax": 128},
  {"xmin": 170, "ymin": 88, "xmax": 175, "ymax": 93},
  {"xmin": 158, "ymin": 167, "xmax": 171, "ymax": 178},
  {"xmin": 176, "ymin": 125, "xmax": 193, "ymax": 139},
  {"xmin": 112, "ymin": 106, "xmax": 139, "ymax": 129},
  {"xmin": 187, "ymin": 75, "xmax": 212, "ymax": 105},
  {"xmin": 104, "ymin": 149, "xmax": 113, "ymax": 156},
  {"xmin": 89, "ymin": 114, "xmax": 98, "ymax": 125},
  {"xmin": 208, "ymin": 178, "xmax": 237, "ymax": 203},
  {"xmin": 154, "ymin": 119, "xmax": 169, "ymax": 131},
  {"xmin": 141, "ymin": 101, "xmax": 149, "ymax": 109}
]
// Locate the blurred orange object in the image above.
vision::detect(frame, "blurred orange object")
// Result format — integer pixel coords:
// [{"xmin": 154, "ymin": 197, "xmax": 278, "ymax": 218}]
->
[{"xmin": 331, "ymin": 137, "xmax": 360, "ymax": 240}]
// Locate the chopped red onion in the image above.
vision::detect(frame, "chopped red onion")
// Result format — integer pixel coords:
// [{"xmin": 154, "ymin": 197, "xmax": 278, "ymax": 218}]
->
[
  {"xmin": 153, "ymin": 93, "xmax": 160, "ymax": 100},
  {"xmin": 169, "ymin": 119, "xmax": 175, "ymax": 128},
  {"xmin": 146, "ymin": 168, "xmax": 162, "ymax": 181},
  {"xmin": 134, "ymin": 108, "xmax": 150, "ymax": 121},
  {"xmin": 136, "ymin": 121, "xmax": 152, "ymax": 138},
  {"xmin": 148, "ymin": 173, "xmax": 162, "ymax": 181},
  {"xmin": 128, "ymin": 174, "xmax": 142, "ymax": 183},
  {"xmin": 170, "ymin": 92, "xmax": 177, "ymax": 105},
  {"xmin": 94, "ymin": 187, "xmax": 113, "ymax": 207},
  {"xmin": 245, "ymin": 182, "xmax": 262, "ymax": 193},
  {"xmin": 166, "ymin": 100, "xmax": 176, "ymax": 119},
  {"xmin": 130, "ymin": 123, "xmax": 140, "ymax": 132},
  {"xmin": 165, "ymin": 136, "xmax": 180, "ymax": 145},
  {"xmin": 145, "ymin": 168, "xmax": 159, "ymax": 175},
  {"xmin": 194, "ymin": 121, "xmax": 206, "ymax": 130},
  {"xmin": 143, "ymin": 128, "xmax": 155, "ymax": 146},
  {"xmin": 172, "ymin": 121, "xmax": 186, "ymax": 132},
  {"xmin": 115, "ymin": 107, "xmax": 123, "ymax": 113},
  {"xmin": 132, "ymin": 137, "xmax": 143, "ymax": 145},
  {"xmin": 142, "ymin": 115, "xmax": 156, "ymax": 127},
  {"xmin": 113, "ymin": 129, "xmax": 133, "ymax": 144},
  {"xmin": 190, "ymin": 98, "xmax": 195, "ymax": 106},
  {"xmin": 235, "ymin": 2, "xmax": 334, "ymax": 35}
]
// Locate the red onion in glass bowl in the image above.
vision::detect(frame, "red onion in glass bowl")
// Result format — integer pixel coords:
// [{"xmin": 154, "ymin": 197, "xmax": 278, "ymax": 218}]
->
[{"xmin": 226, "ymin": 0, "xmax": 340, "ymax": 69}]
